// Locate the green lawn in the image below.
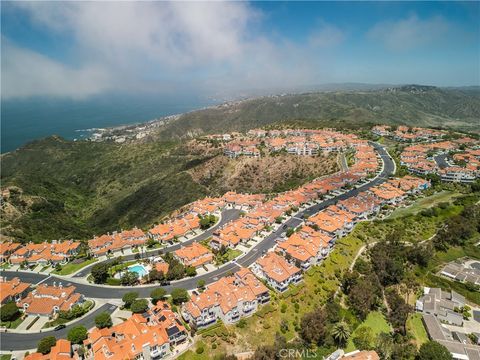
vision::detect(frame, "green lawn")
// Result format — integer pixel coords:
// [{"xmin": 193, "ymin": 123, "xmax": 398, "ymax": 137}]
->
[
  {"xmin": 225, "ymin": 249, "xmax": 242, "ymax": 261},
  {"xmin": 345, "ymin": 311, "xmax": 391, "ymax": 352},
  {"xmin": 52, "ymin": 258, "xmax": 97, "ymax": 275},
  {"xmin": 388, "ymin": 191, "xmax": 460, "ymax": 219},
  {"xmin": 0, "ymin": 354, "xmax": 12, "ymax": 360},
  {"xmin": 407, "ymin": 313, "xmax": 429, "ymax": 348},
  {"xmin": 0, "ymin": 316, "xmax": 24, "ymax": 329}
]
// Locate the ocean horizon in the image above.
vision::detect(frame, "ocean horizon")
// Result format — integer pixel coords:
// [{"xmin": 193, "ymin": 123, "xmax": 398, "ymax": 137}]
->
[{"xmin": 1, "ymin": 93, "xmax": 216, "ymax": 153}]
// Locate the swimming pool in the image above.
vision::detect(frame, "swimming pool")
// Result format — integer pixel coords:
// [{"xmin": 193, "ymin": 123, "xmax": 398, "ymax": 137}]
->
[{"xmin": 128, "ymin": 264, "xmax": 148, "ymax": 278}]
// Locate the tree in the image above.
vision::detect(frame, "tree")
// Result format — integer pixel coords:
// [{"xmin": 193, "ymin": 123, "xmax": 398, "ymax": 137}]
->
[
  {"xmin": 348, "ymin": 275, "xmax": 381, "ymax": 320},
  {"xmin": 0, "ymin": 301, "xmax": 20, "ymax": 322},
  {"xmin": 148, "ymin": 269, "xmax": 165, "ymax": 283},
  {"xmin": 286, "ymin": 228, "xmax": 295, "ymax": 237},
  {"xmin": 121, "ymin": 271, "xmax": 139, "ymax": 286},
  {"xmin": 197, "ymin": 279, "xmax": 206, "ymax": 290},
  {"xmin": 150, "ymin": 288, "xmax": 167, "ymax": 304},
  {"xmin": 171, "ymin": 288, "xmax": 189, "ymax": 305},
  {"xmin": 385, "ymin": 289, "xmax": 412, "ymax": 336},
  {"xmin": 37, "ymin": 336, "xmax": 57, "ymax": 355},
  {"xmin": 130, "ymin": 299, "xmax": 149, "ymax": 313},
  {"xmin": 91, "ymin": 263, "xmax": 109, "ymax": 284},
  {"xmin": 417, "ymin": 341, "xmax": 452, "ymax": 360},
  {"xmin": 122, "ymin": 292, "xmax": 138, "ymax": 308},
  {"xmin": 95, "ymin": 312, "xmax": 112, "ymax": 329},
  {"xmin": 352, "ymin": 326, "xmax": 374, "ymax": 350},
  {"xmin": 185, "ymin": 266, "xmax": 197, "ymax": 277},
  {"xmin": 67, "ymin": 326, "xmax": 88, "ymax": 344},
  {"xmin": 300, "ymin": 308, "xmax": 327, "ymax": 345},
  {"xmin": 331, "ymin": 320, "xmax": 351, "ymax": 347}
]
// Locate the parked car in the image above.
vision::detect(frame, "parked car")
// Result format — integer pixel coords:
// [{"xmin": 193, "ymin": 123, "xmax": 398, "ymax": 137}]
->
[{"xmin": 54, "ymin": 324, "xmax": 66, "ymax": 331}]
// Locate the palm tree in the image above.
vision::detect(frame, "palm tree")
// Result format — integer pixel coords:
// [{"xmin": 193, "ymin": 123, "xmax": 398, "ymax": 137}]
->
[{"xmin": 331, "ymin": 320, "xmax": 351, "ymax": 347}]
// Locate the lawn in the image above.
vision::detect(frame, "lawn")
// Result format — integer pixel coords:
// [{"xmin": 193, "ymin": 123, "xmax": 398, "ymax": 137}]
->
[
  {"xmin": 225, "ymin": 249, "xmax": 242, "ymax": 261},
  {"xmin": 345, "ymin": 311, "xmax": 391, "ymax": 352},
  {"xmin": 388, "ymin": 191, "xmax": 460, "ymax": 219},
  {"xmin": 52, "ymin": 258, "xmax": 97, "ymax": 275},
  {"xmin": 407, "ymin": 313, "xmax": 429, "ymax": 348},
  {"xmin": 0, "ymin": 316, "xmax": 24, "ymax": 329},
  {"xmin": 0, "ymin": 355, "xmax": 12, "ymax": 360}
]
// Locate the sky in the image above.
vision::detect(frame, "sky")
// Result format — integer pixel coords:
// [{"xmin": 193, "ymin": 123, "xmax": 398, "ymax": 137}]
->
[{"xmin": 1, "ymin": 1, "xmax": 479, "ymax": 101}]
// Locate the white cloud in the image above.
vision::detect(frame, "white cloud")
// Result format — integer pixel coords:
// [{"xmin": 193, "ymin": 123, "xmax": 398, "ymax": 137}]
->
[
  {"xmin": 1, "ymin": 40, "xmax": 112, "ymax": 100},
  {"xmin": 368, "ymin": 14, "xmax": 450, "ymax": 51},
  {"xmin": 309, "ymin": 22, "xmax": 345, "ymax": 48},
  {"xmin": 1, "ymin": 2, "xmax": 343, "ymax": 99}
]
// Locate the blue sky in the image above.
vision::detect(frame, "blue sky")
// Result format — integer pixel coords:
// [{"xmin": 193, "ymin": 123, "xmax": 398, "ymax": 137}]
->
[{"xmin": 1, "ymin": 1, "xmax": 479, "ymax": 100}]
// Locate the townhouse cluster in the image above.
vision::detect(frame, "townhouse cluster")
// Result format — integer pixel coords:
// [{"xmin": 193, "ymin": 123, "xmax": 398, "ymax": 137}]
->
[
  {"xmin": 181, "ymin": 174, "xmax": 429, "ymax": 329},
  {"xmin": 181, "ymin": 267, "xmax": 270, "ymax": 329},
  {"xmin": 372, "ymin": 125, "xmax": 445, "ymax": 142},
  {"xmin": 25, "ymin": 301, "xmax": 188, "ymax": 360},
  {"xmin": 0, "ymin": 277, "xmax": 84, "ymax": 318},
  {"xmin": 400, "ymin": 139, "xmax": 480, "ymax": 183},
  {"xmin": 1, "ymin": 240, "xmax": 81, "ymax": 267},
  {"xmin": 371, "ymin": 124, "xmax": 480, "ymax": 183},
  {"xmin": 83, "ymin": 301, "xmax": 187, "ymax": 360},
  {"xmin": 223, "ymin": 128, "xmax": 368, "ymax": 158}
]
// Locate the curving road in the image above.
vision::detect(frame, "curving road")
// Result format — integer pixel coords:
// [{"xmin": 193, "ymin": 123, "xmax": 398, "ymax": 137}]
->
[
  {"xmin": 72, "ymin": 208, "xmax": 242, "ymax": 278},
  {"xmin": 0, "ymin": 303, "xmax": 117, "ymax": 351},
  {"xmin": 0, "ymin": 143, "xmax": 394, "ymax": 301},
  {"xmin": 0, "ymin": 143, "xmax": 395, "ymax": 351}
]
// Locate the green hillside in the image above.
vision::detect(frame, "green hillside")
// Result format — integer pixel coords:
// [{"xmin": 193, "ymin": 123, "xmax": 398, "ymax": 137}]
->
[{"xmin": 156, "ymin": 87, "xmax": 480, "ymax": 140}]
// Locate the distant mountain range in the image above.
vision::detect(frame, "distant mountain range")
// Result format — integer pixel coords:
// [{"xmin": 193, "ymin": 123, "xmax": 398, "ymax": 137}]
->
[
  {"xmin": 154, "ymin": 85, "xmax": 479, "ymax": 141},
  {"xmin": 1, "ymin": 85, "xmax": 478, "ymax": 243}
]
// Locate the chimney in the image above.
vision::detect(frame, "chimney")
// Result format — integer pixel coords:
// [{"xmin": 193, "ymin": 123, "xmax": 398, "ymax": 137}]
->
[{"xmin": 59, "ymin": 282, "xmax": 63, "ymax": 289}]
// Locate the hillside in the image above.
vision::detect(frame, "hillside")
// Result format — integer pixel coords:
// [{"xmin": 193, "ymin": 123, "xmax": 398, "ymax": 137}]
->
[
  {"xmin": 0, "ymin": 137, "xmax": 337, "ymax": 243},
  {"xmin": 154, "ymin": 87, "xmax": 480, "ymax": 140}
]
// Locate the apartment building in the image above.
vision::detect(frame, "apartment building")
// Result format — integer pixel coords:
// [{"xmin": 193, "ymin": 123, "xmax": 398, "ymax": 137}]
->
[
  {"xmin": 182, "ymin": 268, "xmax": 270, "ymax": 329},
  {"xmin": 251, "ymin": 252, "xmax": 302, "ymax": 292}
]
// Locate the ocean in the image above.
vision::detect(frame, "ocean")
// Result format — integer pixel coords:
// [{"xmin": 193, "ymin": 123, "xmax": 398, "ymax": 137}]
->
[{"xmin": 1, "ymin": 93, "xmax": 216, "ymax": 153}]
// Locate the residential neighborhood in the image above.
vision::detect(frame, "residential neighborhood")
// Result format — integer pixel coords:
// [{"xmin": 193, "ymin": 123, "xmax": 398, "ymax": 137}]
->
[{"xmin": 1, "ymin": 125, "xmax": 479, "ymax": 360}]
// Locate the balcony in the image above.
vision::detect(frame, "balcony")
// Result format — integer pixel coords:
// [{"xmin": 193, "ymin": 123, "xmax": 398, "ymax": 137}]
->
[{"xmin": 150, "ymin": 348, "xmax": 166, "ymax": 359}]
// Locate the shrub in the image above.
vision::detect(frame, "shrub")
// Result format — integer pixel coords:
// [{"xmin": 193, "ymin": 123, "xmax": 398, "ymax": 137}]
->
[
  {"xmin": 37, "ymin": 336, "xmax": 57, "ymax": 354},
  {"xmin": 0, "ymin": 301, "xmax": 20, "ymax": 322},
  {"xmin": 67, "ymin": 326, "xmax": 88, "ymax": 344},
  {"xmin": 95, "ymin": 312, "xmax": 113, "ymax": 329},
  {"xmin": 122, "ymin": 292, "xmax": 138, "ymax": 308},
  {"xmin": 171, "ymin": 288, "xmax": 189, "ymax": 305},
  {"xmin": 130, "ymin": 299, "xmax": 149, "ymax": 314},
  {"xmin": 150, "ymin": 288, "xmax": 167, "ymax": 304}
]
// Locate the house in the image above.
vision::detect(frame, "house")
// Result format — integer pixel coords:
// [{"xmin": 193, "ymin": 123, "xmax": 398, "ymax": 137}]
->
[
  {"xmin": 251, "ymin": 252, "xmax": 302, "ymax": 292},
  {"xmin": 19, "ymin": 283, "xmax": 84, "ymax": 318},
  {"xmin": 173, "ymin": 242, "xmax": 214, "ymax": 269},
  {"xmin": 144, "ymin": 301, "xmax": 188, "ymax": 345},
  {"xmin": 25, "ymin": 339, "xmax": 74, "ymax": 360},
  {"xmin": 182, "ymin": 268, "xmax": 270, "ymax": 329},
  {"xmin": 0, "ymin": 242, "xmax": 22, "ymax": 263},
  {"xmin": 416, "ymin": 287, "xmax": 465, "ymax": 326},
  {"xmin": 276, "ymin": 227, "xmax": 331, "ymax": 270},
  {"xmin": 0, "ymin": 277, "xmax": 31, "ymax": 304},
  {"xmin": 83, "ymin": 314, "xmax": 170, "ymax": 360},
  {"xmin": 422, "ymin": 314, "xmax": 480, "ymax": 360}
]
